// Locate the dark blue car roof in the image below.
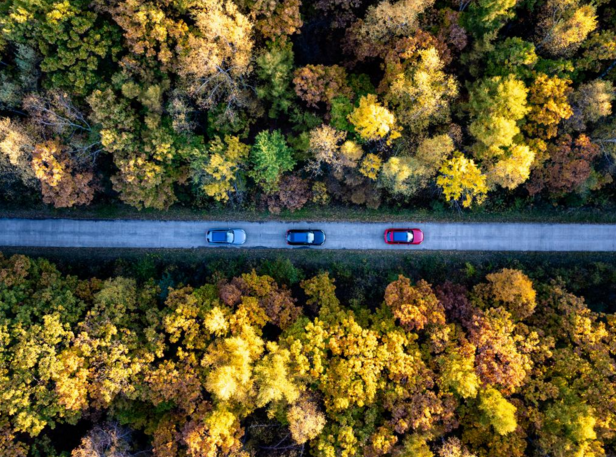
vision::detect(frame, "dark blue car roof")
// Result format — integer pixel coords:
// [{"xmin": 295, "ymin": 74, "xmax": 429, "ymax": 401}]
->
[
  {"xmin": 211, "ymin": 231, "xmax": 228, "ymax": 242},
  {"xmin": 289, "ymin": 232, "xmax": 309, "ymax": 242},
  {"xmin": 393, "ymin": 231, "xmax": 411, "ymax": 242}
]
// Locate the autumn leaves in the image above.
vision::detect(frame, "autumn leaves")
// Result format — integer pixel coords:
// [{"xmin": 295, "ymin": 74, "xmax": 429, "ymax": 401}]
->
[{"xmin": 1, "ymin": 254, "xmax": 615, "ymax": 457}]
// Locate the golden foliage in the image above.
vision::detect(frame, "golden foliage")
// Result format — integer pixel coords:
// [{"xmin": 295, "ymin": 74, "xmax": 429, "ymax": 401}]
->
[
  {"xmin": 384, "ymin": 276, "xmax": 446, "ymax": 331},
  {"xmin": 31, "ymin": 139, "xmax": 96, "ymax": 208},
  {"xmin": 437, "ymin": 154, "xmax": 488, "ymax": 208},
  {"xmin": 312, "ymin": 181, "xmax": 331, "ymax": 205},
  {"xmin": 359, "ymin": 153, "xmax": 382, "ymax": 180},
  {"xmin": 487, "ymin": 144, "xmax": 535, "ymax": 190},
  {"xmin": 479, "ymin": 269, "xmax": 537, "ymax": 320},
  {"xmin": 192, "ymin": 136, "xmax": 250, "ymax": 202},
  {"xmin": 0, "ymin": 117, "xmax": 38, "ymax": 190},
  {"xmin": 1, "ymin": 254, "xmax": 614, "ymax": 457},
  {"xmin": 384, "ymin": 47, "xmax": 458, "ymax": 133},
  {"xmin": 287, "ymin": 398, "xmax": 327, "ymax": 444},
  {"xmin": 177, "ymin": 0, "xmax": 255, "ymax": 116},
  {"xmin": 526, "ymin": 74, "xmax": 573, "ymax": 140},
  {"xmin": 479, "ymin": 387, "xmax": 518, "ymax": 435},
  {"xmin": 348, "ymin": 94, "xmax": 401, "ymax": 144},
  {"xmin": 537, "ymin": 0, "xmax": 598, "ymax": 57},
  {"xmin": 347, "ymin": 0, "xmax": 435, "ymax": 60},
  {"xmin": 293, "ymin": 65, "xmax": 353, "ymax": 110},
  {"xmin": 253, "ymin": 0, "xmax": 303, "ymax": 39}
]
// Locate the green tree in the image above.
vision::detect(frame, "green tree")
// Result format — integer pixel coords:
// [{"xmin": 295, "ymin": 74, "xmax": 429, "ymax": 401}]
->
[
  {"xmin": 485, "ymin": 38, "xmax": 538, "ymax": 79},
  {"xmin": 249, "ymin": 130, "xmax": 296, "ymax": 192},
  {"xmin": 463, "ymin": 0, "xmax": 517, "ymax": 37},
  {"xmin": 88, "ymin": 74, "xmax": 201, "ymax": 210},
  {"xmin": 1, "ymin": 0, "xmax": 122, "ymax": 95},
  {"xmin": 330, "ymin": 96, "xmax": 355, "ymax": 132},
  {"xmin": 468, "ymin": 75, "xmax": 529, "ymax": 160},
  {"xmin": 256, "ymin": 40, "xmax": 296, "ymax": 118},
  {"xmin": 0, "ymin": 44, "xmax": 39, "ymax": 109}
]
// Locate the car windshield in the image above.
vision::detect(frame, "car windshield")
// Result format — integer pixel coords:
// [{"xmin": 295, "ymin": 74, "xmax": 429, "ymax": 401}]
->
[{"xmin": 393, "ymin": 231, "xmax": 413, "ymax": 242}]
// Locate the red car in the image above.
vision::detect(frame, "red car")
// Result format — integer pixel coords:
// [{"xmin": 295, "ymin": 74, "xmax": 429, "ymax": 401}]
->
[{"xmin": 384, "ymin": 228, "xmax": 424, "ymax": 245}]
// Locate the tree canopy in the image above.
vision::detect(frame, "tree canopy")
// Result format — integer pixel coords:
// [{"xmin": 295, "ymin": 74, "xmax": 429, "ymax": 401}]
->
[
  {"xmin": 0, "ymin": 254, "xmax": 614, "ymax": 457},
  {"xmin": 0, "ymin": 0, "xmax": 615, "ymax": 211}
]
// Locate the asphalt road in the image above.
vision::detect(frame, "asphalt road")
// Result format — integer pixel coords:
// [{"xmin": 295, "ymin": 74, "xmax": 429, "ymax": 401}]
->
[{"xmin": 1, "ymin": 218, "xmax": 616, "ymax": 251}]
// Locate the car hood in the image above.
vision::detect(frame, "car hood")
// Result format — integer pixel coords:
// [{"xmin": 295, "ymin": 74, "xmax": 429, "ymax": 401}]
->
[{"xmin": 233, "ymin": 230, "xmax": 246, "ymax": 245}]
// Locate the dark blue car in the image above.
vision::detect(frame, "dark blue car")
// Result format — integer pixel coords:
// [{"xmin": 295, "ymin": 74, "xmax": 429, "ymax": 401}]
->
[{"xmin": 286, "ymin": 229, "xmax": 326, "ymax": 246}]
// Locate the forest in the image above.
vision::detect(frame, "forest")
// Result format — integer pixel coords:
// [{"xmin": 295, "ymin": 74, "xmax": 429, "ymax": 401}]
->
[
  {"xmin": 0, "ymin": 0, "xmax": 615, "ymax": 213},
  {"xmin": 0, "ymin": 252, "xmax": 615, "ymax": 456}
]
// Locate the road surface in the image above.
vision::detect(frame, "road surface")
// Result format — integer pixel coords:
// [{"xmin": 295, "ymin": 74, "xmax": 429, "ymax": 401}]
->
[{"xmin": 0, "ymin": 218, "xmax": 615, "ymax": 251}]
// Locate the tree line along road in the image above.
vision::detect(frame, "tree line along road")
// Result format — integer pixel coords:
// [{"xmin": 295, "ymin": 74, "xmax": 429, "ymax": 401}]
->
[{"xmin": 1, "ymin": 218, "xmax": 616, "ymax": 251}]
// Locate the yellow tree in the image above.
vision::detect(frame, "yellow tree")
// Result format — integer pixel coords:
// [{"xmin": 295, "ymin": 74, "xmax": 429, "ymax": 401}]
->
[
  {"xmin": 537, "ymin": 0, "xmax": 598, "ymax": 57},
  {"xmin": 203, "ymin": 326, "xmax": 264, "ymax": 404},
  {"xmin": 383, "ymin": 47, "xmax": 458, "ymax": 133},
  {"xmin": 98, "ymin": 0, "xmax": 190, "ymax": 71},
  {"xmin": 31, "ymin": 139, "xmax": 96, "ymax": 208},
  {"xmin": 478, "ymin": 387, "xmax": 518, "ymax": 435},
  {"xmin": 567, "ymin": 80, "xmax": 615, "ymax": 131},
  {"xmin": 0, "ymin": 117, "xmax": 38, "ymax": 192},
  {"xmin": 191, "ymin": 136, "xmax": 250, "ymax": 202},
  {"xmin": 177, "ymin": 0, "xmax": 256, "ymax": 120},
  {"xmin": 380, "ymin": 156, "xmax": 425, "ymax": 197},
  {"xmin": 438, "ymin": 339, "xmax": 480, "ymax": 399},
  {"xmin": 347, "ymin": 94, "xmax": 401, "ymax": 144},
  {"xmin": 380, "ymin": 134, "xmax": 455, "ymax": 197},
  {"xmin": 306, "ymin": 125, "xmax": 350, "ymax": 174},
  {"xmin": 487, "ymin": 144, "xmax": 535, "ymax": 190},
  {"xmin": 359, "ymin": 153, "xmax": 382, "ymax": 180},
  {"xmin": 437, "ymin": 154, "xmax": 488, "ymax": 208},
  {"xmin": 415, "ymin": 134, "xmax": 456, "ymax": 172},
  {"xmin": 346, "ymin": 0, "xmax": 435, "ymax": 61},
  {"xmin": 525, "ymin": 74, "xmax": 573, "ymax": 140},
  {"xmin": 476, "ymin": 268, "xmax": 537, "ymax": 320},
  {"xmin": 287, "ymin": 398, "xmax": 327, "ymax": 444},
  {"xmin": 384, "ymin": 276, "xmax": 446, "ymax": 331}
]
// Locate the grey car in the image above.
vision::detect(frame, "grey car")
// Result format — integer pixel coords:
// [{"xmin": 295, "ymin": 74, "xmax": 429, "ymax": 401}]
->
[{"xmin": 207, "ymin": 229, "xmax": 247, "ymax": 245}]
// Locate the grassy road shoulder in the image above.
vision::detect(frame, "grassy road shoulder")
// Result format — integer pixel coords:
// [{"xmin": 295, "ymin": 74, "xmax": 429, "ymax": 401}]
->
[{"xmin": 2, "ymin": 201, "xmax": 616, "ymax": 223}]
